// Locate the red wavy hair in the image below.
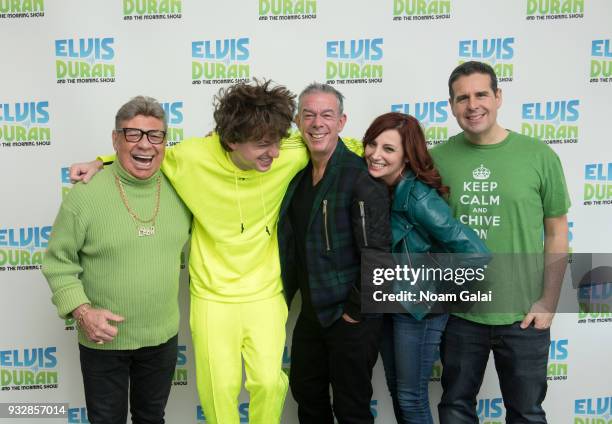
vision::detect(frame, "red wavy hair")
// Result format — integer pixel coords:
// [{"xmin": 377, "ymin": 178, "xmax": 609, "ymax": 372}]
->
[{"xmin": 362, "ymin": 112, "xmax": 449, "ymax": 196}]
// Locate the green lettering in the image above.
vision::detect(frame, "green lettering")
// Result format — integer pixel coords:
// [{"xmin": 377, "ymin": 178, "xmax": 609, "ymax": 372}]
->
[
  {"xmin": 215, "ymin": 62, "xmax": 226, "ymax": 78},
  {"xmin": 192, "ymin": 62, "xmax": 202, "ymax": 79},
  {"xmin": 259, "ymin": 0, "xmax": 269, "ymax": 14},
  {"xmin": 15, "ymin": 126, "xmax": 26, "ymax": 141},
  {"xmin": 393, "ymin": 0, "xmax": 404, "ymax": 15},
  {"xmin": 1, "ymin": 369, "xmax": 10, "ymax": 386},
  {"xmin": 326, "ymin": 61, "xmax": 337, "ymax": 79},
  {"xmin": 31, "ymin": 251, "xmax": 44, "ymax": 265},
  {"xmin": 159, "ymin": 0, "xmax": 170, "ymax": 14},
  {"xmin": 123, "ymin": 0, "xmax": 133, "ymax": 14},
  {"xmin": 45, "ymin": 372, "xmax": 58, "ymax": 384},
  {"xmin": 173, "ymin": 368, "xmax": 188, "ymax": 382},
  {"xmin": 24, "ymin": 370, "xmax": 34, "ymax": 385},
  {"xmin": 526, "ymin": 0, "xmax": 537, "ymax": 14},
  {"xmin": 237, "ymin": 64, "xmax": 249, "ymax": 78},
  {"xmin": 370, "ymin": 64, "xmax": 383, "ymax": 78},
  {"xmin": 439, "ymin": 0, "xmax": 449, "ymax": 13},
  {"xmin": 56, "ymin": 60, "xmax": 66, "ymax": 78},
  {"xmin": 306, "ymin": 0, "xmax": 315, "ymax": 13}
]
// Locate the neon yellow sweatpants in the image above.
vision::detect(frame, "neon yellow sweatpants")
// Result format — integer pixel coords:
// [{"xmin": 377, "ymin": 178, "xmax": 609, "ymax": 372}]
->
[{"xmin": 190, "ymin": 293, "xmax": 289, "ymax": 424}]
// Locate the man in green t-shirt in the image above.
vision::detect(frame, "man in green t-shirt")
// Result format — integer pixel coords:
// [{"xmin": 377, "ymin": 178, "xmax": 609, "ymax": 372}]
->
[{"xmin": 431, "ymin": 61, "xmax": 570, "ymax": 424}]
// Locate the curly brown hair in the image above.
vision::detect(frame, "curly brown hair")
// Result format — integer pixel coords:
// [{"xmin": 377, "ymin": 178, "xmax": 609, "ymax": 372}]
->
[
  {"xmin": 213, "ymin": 79, "xmax": 296, "ymax": 151},
  {"xmin": 363, "ymin": 112, "xmax": 449, "ymax": 196}
]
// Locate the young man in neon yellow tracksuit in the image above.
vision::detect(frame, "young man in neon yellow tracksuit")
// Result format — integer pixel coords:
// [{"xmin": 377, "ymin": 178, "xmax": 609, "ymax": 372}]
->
[{"xmin": 72, "ymin": 81, "xmax": 306, "ymax": 423}]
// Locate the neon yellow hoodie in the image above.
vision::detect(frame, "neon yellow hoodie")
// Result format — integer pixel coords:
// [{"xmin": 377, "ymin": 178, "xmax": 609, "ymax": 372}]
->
[
  {"xmin": 162, "ymin": 133, "xmax": 308, "ymax": 302},
  {"xmin": 99, "ymin": 133, "xmax": 364, "ymax": 303}
]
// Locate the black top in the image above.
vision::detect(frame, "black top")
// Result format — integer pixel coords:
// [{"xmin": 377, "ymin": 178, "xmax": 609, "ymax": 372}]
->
[{"xmin": 289, "ymin": 163, "xmax": 320, "ymax": 322}]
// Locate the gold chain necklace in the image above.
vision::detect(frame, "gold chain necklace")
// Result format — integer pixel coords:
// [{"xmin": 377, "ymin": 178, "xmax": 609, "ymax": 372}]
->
[{"xmin": 114, "ymin": 173, "xmax": 161, "ymax": 237}]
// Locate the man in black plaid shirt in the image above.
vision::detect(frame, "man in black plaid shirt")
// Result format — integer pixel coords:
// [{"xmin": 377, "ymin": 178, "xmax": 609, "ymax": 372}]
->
[{"xmin": 278, "ymin": 83, "xmax": 391, "ymax": 424}]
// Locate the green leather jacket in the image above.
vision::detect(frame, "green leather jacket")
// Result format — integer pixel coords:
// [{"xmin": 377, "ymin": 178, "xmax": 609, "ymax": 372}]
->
[{"xmin": 391, "ymin": 171, "xmax": 490, "ymax": 319}]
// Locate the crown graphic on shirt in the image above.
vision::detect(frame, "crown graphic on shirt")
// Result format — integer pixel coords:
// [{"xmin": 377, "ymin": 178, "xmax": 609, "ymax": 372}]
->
[{"xmin": 472, "ymin": 164, "xmax": 491, "ymax": 180}]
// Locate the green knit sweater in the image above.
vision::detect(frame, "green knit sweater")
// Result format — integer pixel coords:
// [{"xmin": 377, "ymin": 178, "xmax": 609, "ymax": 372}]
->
[{"xmin": 42, "ymin": 162, "xmax": 191, "ymax": 350}]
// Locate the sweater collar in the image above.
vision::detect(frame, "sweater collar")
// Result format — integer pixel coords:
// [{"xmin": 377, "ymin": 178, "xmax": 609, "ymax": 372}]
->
[{"xmin": 111, "ymin": 160, "xmax": 161, "ymax": 187}]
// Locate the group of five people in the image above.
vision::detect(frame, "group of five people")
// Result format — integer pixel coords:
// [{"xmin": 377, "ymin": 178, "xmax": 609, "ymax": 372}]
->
[{"xmin": 43, "ymin": 60, "xmax": 569, "ymax": 424}]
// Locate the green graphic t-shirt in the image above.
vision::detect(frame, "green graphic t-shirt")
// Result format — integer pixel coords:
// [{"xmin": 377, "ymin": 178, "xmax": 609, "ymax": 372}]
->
[{"xmin": 431, "ymin": 131, "xmax": 571, "ymax": 325}]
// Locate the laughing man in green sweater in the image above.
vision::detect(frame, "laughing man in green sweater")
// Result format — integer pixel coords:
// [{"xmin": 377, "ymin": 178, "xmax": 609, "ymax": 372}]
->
[{"xmin": 43, "ymin": 96, "xmax": 191, "ymax": 423}]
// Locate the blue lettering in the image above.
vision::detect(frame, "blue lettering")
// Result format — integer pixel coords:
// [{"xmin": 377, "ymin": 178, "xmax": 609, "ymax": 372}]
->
[
  {"xmin": 239, "ymin": 402, "xmax": 249, "ymax": 423},
  {"xmin": 459, "ymin": 38, "xmax": 514, "ymax": 60},
  {"xmin": 191, "ymin": 39, "xmax": 249, "ymax": 61},
  {"xmin": 326, "ymin": 39, "xmax": 382, "ymax": 60},
  {"xmin": 236, "ymin": 38, "xmax": 250, "ymax": 61},
  {"xmin": 61, "ymin": 167, "xmax": 71, "ymax": 184},
  {"xmin": 477, "ymin": 398, "xmax": 503, "ymax": 418},
  {"xmin": 177, "ymin": 345, "xmax": 187, "ymax": 366},
  {"xmin": 192, "ymin": 41, "xmax": 205, "ymax": 58},
  {"xmin": 592, "ymin": 39, "xmax": 612, "ymax": 58},
  {"xmin": 68, "ymin": 407, "xmax": 89, "ymax": 423},
  {"xmin": 522, "ymin": 100, "xmax": 580, "ymax": 122},
  {"xmin": 196, "ymin": 405, "xmax": 205, "ymax": 420},
  {"xmin": 549, "ymin": 339, "xmax": 568, "ymax": 360}
]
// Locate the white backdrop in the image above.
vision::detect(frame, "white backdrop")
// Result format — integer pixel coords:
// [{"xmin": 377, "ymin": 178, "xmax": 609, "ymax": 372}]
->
[{"xmin": 1, "ymin": 1, "xmax": 611, "ymax": 423}]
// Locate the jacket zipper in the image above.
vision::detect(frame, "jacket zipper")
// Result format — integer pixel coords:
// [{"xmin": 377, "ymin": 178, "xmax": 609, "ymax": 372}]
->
[
  {"xmin": 323, "ymin": 199, "xmax": 331, "ymax": 251},
  {"xmin": 359, "ymin": 201, "xmax": 368, "ymax": 247}
]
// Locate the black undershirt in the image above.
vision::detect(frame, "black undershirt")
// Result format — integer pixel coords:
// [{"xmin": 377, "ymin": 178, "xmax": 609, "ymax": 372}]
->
[{"xmin": 289, "ymin": 163, "xmax": 320, "ymax": 322}]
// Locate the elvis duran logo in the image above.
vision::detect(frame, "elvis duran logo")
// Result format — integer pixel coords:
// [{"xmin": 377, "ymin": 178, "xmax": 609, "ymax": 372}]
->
[
  {"xmin": 521, "ymin": 99, "xmax": 579, "ymax": 145},
  {"xmin": 0, "ymin": 101, "xmax": 50, "ymax": 148},
  {"xmin": 0, "ymin": 346, "xmax": 59, "ymax": 390},
  {"xmin": 161, "ymin": 101, "xmax": 184, "ymax": 147},
  {"xmin": 525, "ymin": 0, "xmax": 583, "ymax": 21},
  {"xmin": 192, "ymin": 38, "xmax": 250, "ymax": 85},
  {"xmin": 590, "ymin": 40, "xmax": 612, "ymax": 83},
  {"xmin": 574, "ymin": 397, "xmax": 612, "ymax": 423},
  {"xmin": 0, "ymin": 0, "xmax": 44, "ymax": 18},
  {"xmin": 391, "ymin": 100, "xmax": 449, "ymax": 146},
  {"xmin": 123, "ymin": 0, "xmax": 182, "ymax": 20},
  {"xmin": 258, "ymin": 0, "xmax": 316, "ymax": 21},
  {"xmin": 458, "ymin": 38, "xmax": 514, "ymax": 82},
  {"xmin": 548, "ymin": 339, "xmax": 568, "ymax": 381},
  {"xmin": 0, "ymin": 226, "xmax": 51, "ymax": 271},
  {"xmin": 55, "ymin": 37, "xmax": 116, "ymax": 84},
  {"xmin": 577, "ymin": 282, "xmax": 612, "ymax": 325},
  {"xmin": 477, "ymin": 397, "xmax": 505, "ymax": 423},
  {"xmin": 583, "ymin": 163, "xmax": 612, "ymax": 206},
  {"xmin": 325, "ymin": 38, "xmax": 383, "ymax": 85},
  {"xmin": 392, "ymin": 0, "xmax": 450, "ymax": 21}
]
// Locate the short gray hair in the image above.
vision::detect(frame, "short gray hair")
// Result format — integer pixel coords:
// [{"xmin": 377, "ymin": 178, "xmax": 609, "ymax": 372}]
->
[
  {"xmin": 115, "ymin": 96, "xmax": 166, "ymax": 130},
  {"xmin": 298, "ymin": 82, "xmax": 345, "ymax": 115}
]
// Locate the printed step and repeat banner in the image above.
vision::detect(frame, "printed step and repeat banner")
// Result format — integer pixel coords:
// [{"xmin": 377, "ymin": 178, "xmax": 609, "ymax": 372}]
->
[{"xmin": 1, "ymin": 1, "xmax": 611, "ymax": 423}]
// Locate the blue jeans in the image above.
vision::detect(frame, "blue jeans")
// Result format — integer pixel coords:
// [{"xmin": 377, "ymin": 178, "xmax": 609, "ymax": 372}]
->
[
  {"xmin": 380, "ymin": 313, "xmax": 448, "ymax": 424},
  {"xmin": 438, "ymin": 316, "xmax": 550, "ymax": 424}
]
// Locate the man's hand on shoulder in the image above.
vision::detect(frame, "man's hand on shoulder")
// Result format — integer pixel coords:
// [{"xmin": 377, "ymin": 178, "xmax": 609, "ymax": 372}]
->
[{"xmin": 70, "ymin": 160, "xmax": 104, "ymax": 183}]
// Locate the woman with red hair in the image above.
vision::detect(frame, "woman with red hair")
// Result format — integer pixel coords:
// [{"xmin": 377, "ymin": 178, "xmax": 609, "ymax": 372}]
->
[{"xmin": 362, "ymin": 112, "xmax": 488, "ymax": 424}]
